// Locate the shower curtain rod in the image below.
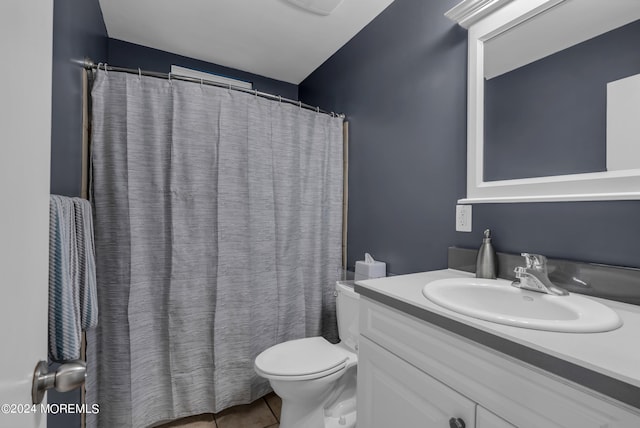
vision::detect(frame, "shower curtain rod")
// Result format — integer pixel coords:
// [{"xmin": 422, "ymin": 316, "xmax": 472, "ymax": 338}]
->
[{"xmin": 83, "ymin": 59, "xmax": 344, "ymax": 118}]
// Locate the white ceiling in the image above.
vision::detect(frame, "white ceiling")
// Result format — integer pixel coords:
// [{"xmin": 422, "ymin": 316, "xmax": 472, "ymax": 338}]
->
[{"xmin": 99, "ymin": 0, "xmax": 395, "ymax": 84}]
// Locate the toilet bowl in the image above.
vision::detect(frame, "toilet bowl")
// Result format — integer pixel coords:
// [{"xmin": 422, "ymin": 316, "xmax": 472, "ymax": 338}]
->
[{"xmin": 254, "ymin": 281, "xmax": 359, "ymax": 428}]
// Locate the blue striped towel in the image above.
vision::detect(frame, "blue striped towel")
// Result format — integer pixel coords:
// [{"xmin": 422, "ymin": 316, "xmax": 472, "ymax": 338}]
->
[
  {"xmin": 49, "ymin": 195, "xmax": 98, "ymax": 362},
  {"xmin": 72, "ymin": 198, "xmax": 98, "ymax": 330}
]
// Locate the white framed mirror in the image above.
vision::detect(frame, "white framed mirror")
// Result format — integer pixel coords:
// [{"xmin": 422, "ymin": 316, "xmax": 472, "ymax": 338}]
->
[{"xmin": 447, "ymin": 0, "xmax": 640, "ymax": 203}]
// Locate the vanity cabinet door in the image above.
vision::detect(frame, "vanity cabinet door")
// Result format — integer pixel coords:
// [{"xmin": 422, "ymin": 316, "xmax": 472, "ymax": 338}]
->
[
  {"xmin": 477, "ymin": 407, "xmax": 516, "ymax": 428},
  {"xmin": 358, "ymin": 336, "xmax": 476, "ymax": 428}
]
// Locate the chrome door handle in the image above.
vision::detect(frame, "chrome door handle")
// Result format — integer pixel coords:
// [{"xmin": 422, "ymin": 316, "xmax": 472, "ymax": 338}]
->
[{"xmin": 32, "ymin": 360, "xmax": 86, "ymax": 404}]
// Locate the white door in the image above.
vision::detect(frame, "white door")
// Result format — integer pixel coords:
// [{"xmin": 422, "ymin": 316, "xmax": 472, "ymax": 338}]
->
[{"xmin": 0, "ymin": 1, "xmax": 54, "ymax": 427}]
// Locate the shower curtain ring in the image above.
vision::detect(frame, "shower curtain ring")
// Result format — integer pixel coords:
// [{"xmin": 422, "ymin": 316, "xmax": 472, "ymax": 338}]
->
[
  {"xmin": 298, "ymin": 101, "xmax": 302, "ymax": 109},
  {"xmin": 138, "ymin": 68, "xmax": 142, "ymax": 80},
  {"xmin": 104, "ymin": 63, "xmax": 108, "ymax": 75},
  {"xmin": 278, "ymin": 96, "xmax": 282, "ymax": 104},
  {"xmin": 254, "ymin": 89, "xmax": 258, "ymax": 97},
  {"xmin": 316, "ymin": 107, "xmax": 320, "ymax": 113},
  {"xmin": 200, "ymin": 78, "xmax": 204, "ymax": 87}
]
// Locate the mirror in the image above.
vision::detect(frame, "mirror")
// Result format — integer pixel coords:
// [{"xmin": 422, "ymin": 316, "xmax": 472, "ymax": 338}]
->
[
  {"xmin": 448, "ymin": 0, "xmax": 640, "ymax": 203},
  {"xmin": 484, "ymin": 0, "xmax": 640, "ymax": 181}
]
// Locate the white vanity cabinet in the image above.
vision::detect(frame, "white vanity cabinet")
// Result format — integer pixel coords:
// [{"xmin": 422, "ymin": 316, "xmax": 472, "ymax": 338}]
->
[
  {"xmin": 358, "ymin": 336, "xmax": 476, "ymax": 428},
  {"xmin": 357, "ymin": 297, "xmax": 640, "ymax": 428},
  {"xmin": 476, "ymin": 407, "xmax": 515, "ymax": 428}
]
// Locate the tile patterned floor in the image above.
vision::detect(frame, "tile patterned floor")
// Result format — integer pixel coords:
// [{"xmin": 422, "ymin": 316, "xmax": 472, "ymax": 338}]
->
[{"xmin": 157, "ymin": 392, "xmax": 281, "ymax": 428}]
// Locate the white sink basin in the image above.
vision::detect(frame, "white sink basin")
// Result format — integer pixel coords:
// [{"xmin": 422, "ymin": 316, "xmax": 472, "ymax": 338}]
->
[{"xmin": 422, "ymin": 278, "xmax": 622, "ymax": 332}]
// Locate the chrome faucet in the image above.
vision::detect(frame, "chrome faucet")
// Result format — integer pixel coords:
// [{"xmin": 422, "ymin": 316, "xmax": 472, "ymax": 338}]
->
[{"xmin": 512, "ymin": 253, "xmax": 569, "ymax": 296}]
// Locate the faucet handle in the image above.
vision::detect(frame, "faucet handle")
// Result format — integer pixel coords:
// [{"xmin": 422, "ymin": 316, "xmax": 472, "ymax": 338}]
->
[{"xmin": 521, "ymin": 253, "xmax": 547, "ymax": 270}]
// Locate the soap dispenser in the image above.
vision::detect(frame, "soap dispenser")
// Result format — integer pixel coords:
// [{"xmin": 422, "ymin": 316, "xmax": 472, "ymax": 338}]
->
[{"xmin": 476, "ymin": 229, "xmax": 498, "ymax": 279}]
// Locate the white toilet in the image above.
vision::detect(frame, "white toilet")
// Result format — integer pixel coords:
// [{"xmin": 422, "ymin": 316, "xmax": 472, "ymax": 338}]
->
[{"xmin": 254, "ymin": 281, "xmax": 359, "ymax": 428}]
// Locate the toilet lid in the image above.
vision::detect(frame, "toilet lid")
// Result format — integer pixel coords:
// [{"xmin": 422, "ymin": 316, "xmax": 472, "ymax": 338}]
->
[{"xmin": 255, "ymin": 337, "xmax": 348, "ymax": 379}]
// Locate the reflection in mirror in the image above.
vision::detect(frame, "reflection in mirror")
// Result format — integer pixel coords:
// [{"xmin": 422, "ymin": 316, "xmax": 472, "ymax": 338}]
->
[
  {"xmin": 483, "ymin": 1, "xmax": 640, "ymax": 182},
  {"xmin": 608, "ymin": 73, "xmax": 640, "ymax": 172}
]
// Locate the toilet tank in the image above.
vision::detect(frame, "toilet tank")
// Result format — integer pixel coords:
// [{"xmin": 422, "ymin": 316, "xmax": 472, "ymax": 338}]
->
[{"xmin": 336, "ymin": 281, "xmax": 359, "ymax": 351}]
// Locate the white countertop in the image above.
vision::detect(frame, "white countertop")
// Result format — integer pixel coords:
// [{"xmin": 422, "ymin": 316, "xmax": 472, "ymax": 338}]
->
[{"xmin": 356, "ymin": 269, "xmax": 640, "ymax": 390}]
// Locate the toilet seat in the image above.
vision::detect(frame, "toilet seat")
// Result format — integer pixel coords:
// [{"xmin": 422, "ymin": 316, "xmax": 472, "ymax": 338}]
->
[{"xmin": 255, "ymin": 337, "xmax": 350, "ymax": 381}]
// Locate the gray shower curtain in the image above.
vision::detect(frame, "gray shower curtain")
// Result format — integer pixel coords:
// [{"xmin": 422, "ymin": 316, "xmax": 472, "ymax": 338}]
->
[{"xmin": 86, "ymin": 70, "xmax": 343, "ymax": 428}]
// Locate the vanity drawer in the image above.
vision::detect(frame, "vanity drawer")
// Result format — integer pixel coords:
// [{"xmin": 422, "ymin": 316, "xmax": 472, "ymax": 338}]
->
[{"xmin": 359, "ymin": 297, "xmax": 640, "ymax": 428}]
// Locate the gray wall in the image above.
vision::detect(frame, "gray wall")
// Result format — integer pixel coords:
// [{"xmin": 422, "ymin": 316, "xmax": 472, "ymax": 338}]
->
[
  {"xmin": 107, "ymin": 39, "xmax": 299, "ymax": 100},
  {"xmin": 300, "ymin": 0, "xmax": 640, "ymax": 273}
]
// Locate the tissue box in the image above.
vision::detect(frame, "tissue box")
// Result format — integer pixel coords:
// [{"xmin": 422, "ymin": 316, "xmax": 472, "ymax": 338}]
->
[{"xmin": 355, "ymin": 253, "xmax": 386, "ymax": 280}]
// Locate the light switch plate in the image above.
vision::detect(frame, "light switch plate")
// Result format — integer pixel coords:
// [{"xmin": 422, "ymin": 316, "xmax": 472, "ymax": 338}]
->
[{"xmin": 456, "ymin": 205, "xmax": 472, "ymax": 232}]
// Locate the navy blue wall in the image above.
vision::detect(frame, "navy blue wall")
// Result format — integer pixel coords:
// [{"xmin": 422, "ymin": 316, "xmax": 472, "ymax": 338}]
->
[
  {"xmin": 300, "ymin": 0, "xmax": 640, "ymax": 273},
  {"xmin": 50, "ymin": 0, "xmax": 107, "ymax": 426},
  {"xmin": 47, "ymin": 0, "xmax": 107, "ymax": 428},
  {"xmin": 457, "ymin": 201, "xmax": 640, "ymax": 269},
  {"xmin": 107, "ymin": 39, "xmax": 299, "ymax": 100},
  {"xmin": 51, "ymin": 0, "xmax": 108, "ymax": 197},
  {"xmin": 484, "ymin": 19, "xmax": 640, "ymax": 181},
  {"xmin": 300, "ymin": 0, "xmax": 468, "ymax": 273}
]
